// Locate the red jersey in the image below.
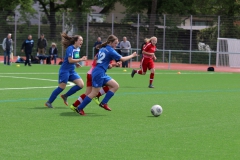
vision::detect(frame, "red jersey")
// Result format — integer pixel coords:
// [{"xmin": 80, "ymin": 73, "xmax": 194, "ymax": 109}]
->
[{"xmin": 143, "ymin": 42, "xmax": 156, "ymax": 59}]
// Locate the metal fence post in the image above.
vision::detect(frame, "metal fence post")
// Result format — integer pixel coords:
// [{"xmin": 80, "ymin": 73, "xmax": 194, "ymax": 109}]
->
[
  {"xmin": 62, "ymin": 12, "xmax": 64, "ymax": 59},
  {"xmin": 112, "ymin": 13, "xmax": 114, "ymax": 35},
  {"xmin": 86, "ymin": 13, "xmax": 89, "ymax": 58},
  {"xmin": 37, "ymin": 1, "xmax": 41, "ymax": 38},
  {"xmin": 136, "ymin": 14, "xmax": 139, "ymax": 62},
  {"xmin": 216, "ymin": 16, "xmax": 221, "ymax": 67},
  {"xmin": 189, "ymin": 15, "xmax": 192, "ymax": 64},
  {"xmin": 168, "ymin": 50, "xmax": 171, "ymax": 70},
  {"xmin": 14, "ymin": 12, "xmax": 17, "ymax": 56},
  {"xmin": 209, "ymin": 51, "xmax": 211, "ymax": 66},
  {"xmin": 163, "ymin": 14, "xmax": 166, "ymax": 63}
]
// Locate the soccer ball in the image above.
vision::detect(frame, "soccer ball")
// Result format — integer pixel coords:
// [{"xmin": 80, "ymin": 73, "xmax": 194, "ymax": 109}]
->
[{"xmin": 151, "ymin": 105, "xmax": 163, "ymax": 117}]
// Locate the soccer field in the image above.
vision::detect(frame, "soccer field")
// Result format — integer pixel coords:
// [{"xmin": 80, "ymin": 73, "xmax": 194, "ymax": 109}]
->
[{"xmin": 0, "ymin": 63, "xmax": 239, "ymax": 159}]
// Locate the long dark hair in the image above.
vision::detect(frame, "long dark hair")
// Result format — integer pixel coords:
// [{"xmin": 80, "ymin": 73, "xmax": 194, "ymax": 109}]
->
[{"xmin": 61, "ymin": 32, "xmax": 82, "ymax": 48}]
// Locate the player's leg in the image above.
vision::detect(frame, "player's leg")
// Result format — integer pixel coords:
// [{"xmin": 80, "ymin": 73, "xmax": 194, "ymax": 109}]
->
[
  {"xmin": 74, "ymin": 87, "xmax": 100, "ymax": 115},
  {"xmin": 148, "ymin": 60, "xmax": 155, "ymax": 88},
  {"xmin": 131, "ymin": 58, "xmax": 147, "ymax": 77},
  {"xmin": 3, "ymin": 51, "xmax": 7, "ymax": 65},
  {"xmin": 93, "ymin": 86, "xmax": 109, "ymax": 105},
  {"xmin": 71, "ymin": 85, "xmax": 91, "ymax": 109},
  {"xmin": 61, "ymin": 72, "xmax": 84, "ymax": 106},
  {"xmin": 98, "ymin": 77, "xmax": 119, "ymax": 111},
  {"xmin": 45, "ymin": 82, "xmax": 66, "ymax": 108}
]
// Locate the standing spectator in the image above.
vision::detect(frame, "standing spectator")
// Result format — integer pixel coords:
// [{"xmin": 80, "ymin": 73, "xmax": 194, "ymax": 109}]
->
[
  {"xmin": 131, "ymin": 36, "xmax": 157, "ymax": 88},
  {"xmin": 21, "ymin": 34, "xmax": 34, "ymax": 66},
  {"xmin": 49, "ymin": 42, "xmax": 58, "ymax": 65},
  {"xmin": 37, "ymin": 33, "xmax": 48, "ymax": 55},
  {"xmin": 120, "ymin": 36, "xmax": 131, "ymax": 68},
  {"xmin": 93, "ymin": 37, "xmax": 102, "ymax": 55},
  {"xmin": 2, "ymin": 33, "xmax": 13, "ymax": 65}
]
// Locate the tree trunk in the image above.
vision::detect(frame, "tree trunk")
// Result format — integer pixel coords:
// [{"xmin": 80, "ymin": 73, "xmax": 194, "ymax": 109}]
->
[
  {"xmin": 148, "ymin": 0, "xmax": 157, "ymax": 36},
  {"xmin": 48, "ymin": 1, "xmax": 57, "ymax": 39}
]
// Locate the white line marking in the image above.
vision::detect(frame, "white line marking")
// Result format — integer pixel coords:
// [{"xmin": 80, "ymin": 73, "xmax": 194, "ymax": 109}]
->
[{"xmin": 0, "ymin": 76, "xmax": 74, "ymax": 90}]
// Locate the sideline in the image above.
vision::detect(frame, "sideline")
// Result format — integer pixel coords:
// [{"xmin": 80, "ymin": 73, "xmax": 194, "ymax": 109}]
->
[{"xmin": 0, "ymin": 75, "xmax": 74, "ymax": 90}]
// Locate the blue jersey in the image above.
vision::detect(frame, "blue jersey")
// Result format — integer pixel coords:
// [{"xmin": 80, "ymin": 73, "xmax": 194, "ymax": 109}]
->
[
  {"xmin": 21, "ymin": 39, "xmax": 34, "ymax": 53},
  {"xmin": 96, "ymin": 45, "xmax": 122, "ymax": 71},
  {"xmin": 60, "ymin": 45, "xmax": 80, "ymax": 72}
]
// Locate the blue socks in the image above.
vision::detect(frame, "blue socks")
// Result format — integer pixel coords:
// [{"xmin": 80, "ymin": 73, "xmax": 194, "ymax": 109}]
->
[
  {"xmin": 101, "ymin": 91, "xmax": 114, "ymax": 104},
  {"xmin": 77, "ymin": 96, "xmax": 92, "ymax": 110},
  {"xmin": 65, "ymin": 85, "xmax": 82, "ymax": 97},
  {"xmin": 48, "ymin": 87, "xmax": 63, "ymax": 103}
]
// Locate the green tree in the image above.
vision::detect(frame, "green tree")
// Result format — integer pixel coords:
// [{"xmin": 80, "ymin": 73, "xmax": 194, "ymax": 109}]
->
[{"xmin": 0, "ymin": 0, "xmax": 34, "ymax": 25}]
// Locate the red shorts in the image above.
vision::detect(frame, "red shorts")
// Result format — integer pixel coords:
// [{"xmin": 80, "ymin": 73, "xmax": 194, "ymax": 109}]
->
[
  {"xmin": 86, "ymin": 74, "xmax": 92, "ymax": 87},
  {"xmin": 140, "ymin": 57, "xmax": 154, "ymax": 72}
]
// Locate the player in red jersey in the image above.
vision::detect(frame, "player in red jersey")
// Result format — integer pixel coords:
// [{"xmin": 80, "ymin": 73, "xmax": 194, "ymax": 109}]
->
[
  {"xmin": 131, "ymin": 36, "xmax": 157, "ymax": 88},
  {"xmin": 70, "ymin": 47, "xmax": 120, "ymax": 112}
]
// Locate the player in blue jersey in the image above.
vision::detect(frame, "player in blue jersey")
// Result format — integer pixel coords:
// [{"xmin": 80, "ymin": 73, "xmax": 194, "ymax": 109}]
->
[
  {"xmin": 45, "ymin": 33, "xmax": 87, "ymax": 108},
  {"xmin": 71, "ymin": 35, "xmax": 138, "ymax": 115}
]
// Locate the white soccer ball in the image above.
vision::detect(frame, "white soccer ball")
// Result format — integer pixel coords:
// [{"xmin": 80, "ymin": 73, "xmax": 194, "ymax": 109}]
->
[{"xmin": 151, "ymin": 105, "xmax": 163, "ymax": 117}]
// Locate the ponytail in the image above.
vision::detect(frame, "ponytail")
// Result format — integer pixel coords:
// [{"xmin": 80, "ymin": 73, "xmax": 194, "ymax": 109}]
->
[{"xmin": 98, "ymin": 35, "xmax": 118, "ymax": 49}]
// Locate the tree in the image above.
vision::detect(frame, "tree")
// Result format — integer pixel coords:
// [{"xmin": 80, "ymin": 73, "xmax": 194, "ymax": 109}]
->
[
  {"xmin": 0, "ymin": 0, "xmax": 35, "ymax": 36},
  {"xmin": 148, "ymin": 0, "xmax": 157, "ymax": 36},
  {"xmin": 36, "ymin": 0, "xmax": 116, "ymax": 38}
]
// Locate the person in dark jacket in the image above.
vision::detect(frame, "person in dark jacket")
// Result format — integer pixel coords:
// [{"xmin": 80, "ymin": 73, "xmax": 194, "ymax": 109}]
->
[
  {"xmin": 49, "ymin": 42, "xmax": 58, "ymax": 65},
  {"xmin": 21, "ymin": 35, "xmax": 34, "ymax": 66},
  {"xmin": 37, "ymin": 34, "xmax": 48, "ymax": 55}
]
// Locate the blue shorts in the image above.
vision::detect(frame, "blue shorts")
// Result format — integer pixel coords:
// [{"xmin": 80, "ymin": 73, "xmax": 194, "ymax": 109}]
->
[
  {"xmin": 92, "ymin": 69, "xmax": 111, "ymax": 88},
  {"xmin": 58, "ymin": 70, "xmax": 81, "ymax": 84}
]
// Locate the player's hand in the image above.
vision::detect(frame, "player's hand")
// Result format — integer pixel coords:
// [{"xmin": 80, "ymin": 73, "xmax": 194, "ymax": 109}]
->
[
  {"xmin": 153, "ymin": 55, "xmax": 157, "ymax": 60},
  {"xmin": 132, "ymin": 52, "xmax": 139, "ymax": 57},
  {"xmin": 76, "ymin": 63, "xmax": 81, "ymax": 68},
  {"xmin": 108, "ymin": 64, "xmax": 113, "ymax": 69},
  {"xmin": 116, "ymin": 61, "xmax": 121, "ymax": 67},
  {"xmin": 80, "ymin": 56, "xmax": 87, "ymax": 61}
]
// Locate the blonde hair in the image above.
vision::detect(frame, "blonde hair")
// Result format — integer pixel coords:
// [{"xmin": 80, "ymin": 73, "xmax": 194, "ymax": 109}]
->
[
  {"xmin": 145, "ymin": 36, "xmax": 157, "ymax": 43},
  {"xmin": 98, "ymin": 35, "xmax": 118, "ymax": 48},
  {"xmin": 51, "ymin": 42, "xmax": 56, "ymax": 46},
  {"xmin": 61, "ymin": 32, "xmax": 82, "ymax": 48}
]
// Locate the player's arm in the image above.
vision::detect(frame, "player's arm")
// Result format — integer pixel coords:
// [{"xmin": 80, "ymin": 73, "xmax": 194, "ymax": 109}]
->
[
  {"xmin": 68, "ymin": 56, "xmax": 87, "ymax": 63},
  {"xmin": 142, "ymin": 50, "xmax": 154, "ymax": 56},
  {"xmin": 120, "ymin": 52, "xmax": 138, "ymax": 62}
]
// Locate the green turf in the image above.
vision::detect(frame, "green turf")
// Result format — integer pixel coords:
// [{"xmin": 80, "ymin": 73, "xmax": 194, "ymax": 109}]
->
[{"xmin": 0, "ymin": 63, "xmax": 240, "ymax": 160}]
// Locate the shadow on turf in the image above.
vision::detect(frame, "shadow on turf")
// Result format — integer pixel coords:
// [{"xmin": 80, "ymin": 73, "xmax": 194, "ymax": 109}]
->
[{"xmin": 60, "ymin": 112, "xmax": 107, "ymax": 117}]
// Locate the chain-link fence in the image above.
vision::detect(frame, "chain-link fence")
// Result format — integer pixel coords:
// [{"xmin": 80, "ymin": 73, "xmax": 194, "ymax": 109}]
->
[{"xmin": 1, "ymin": 11, "xmax": 240, "ymax": 66}]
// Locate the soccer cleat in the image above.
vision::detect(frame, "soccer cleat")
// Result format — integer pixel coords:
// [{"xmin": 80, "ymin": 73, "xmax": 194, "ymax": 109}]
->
[
  {"xmin": 148, "ymin": 84, "xmax": 154, "ymax": 88},
  {"xmin": 93, "ymin": 97, "xmax": 100, "ymax": 105},
  {"xmin": 61, "ymin": 94, "xmax": 68, "ymax": 106},
  {"xmin": 70, "ymin": 105, "xmax": 85, "ymax": 115},
  {"xmin": 45, "ymin": 102, "xmax": 53, "ymax": 108},
  {"xmin": 79, "ymin": 109, "xmax": 85, "ymax": 115},
  {"xmin": 99, "ymin": 103, "xmax": 111, "ymax": 111},
  {"xmin": 131, "ymin": 69, "xmax": 136, "ymax": 78},
  {"xmin": 70, "ymin": 104, "xmax": 77, "ymax": 112}
]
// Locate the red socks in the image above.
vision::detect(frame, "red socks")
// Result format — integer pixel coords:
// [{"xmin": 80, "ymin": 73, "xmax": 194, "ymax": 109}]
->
[
  {"xmin": 73, "ymin": 94, "xmax": 86, "ymax": 107},
  {"xmin": 149, "ymin": 73, "xmax": 154, "ymax": 85},
  {"xmin": 97, "ymin": 86, "xmax": 109, "ymax": 97}
]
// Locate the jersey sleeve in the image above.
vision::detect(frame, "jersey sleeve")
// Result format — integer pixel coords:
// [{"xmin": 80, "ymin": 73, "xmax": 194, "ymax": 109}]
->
[
  {"xmin": 111, "ymin": 49, "xmax": 122, "ymax": 61},
  {"xmin": 143, "ymin": 43, "xmax": 151, "ymax": 52},
  {"xmin": 66, "ymin": 47, "xmax": 73, "ymax": 57}
]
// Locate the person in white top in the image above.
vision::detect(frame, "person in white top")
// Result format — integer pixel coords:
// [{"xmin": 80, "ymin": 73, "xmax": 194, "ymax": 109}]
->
[{"xmin": 120, "ymin": 36, "xmax": 131, "ymax": 68}]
